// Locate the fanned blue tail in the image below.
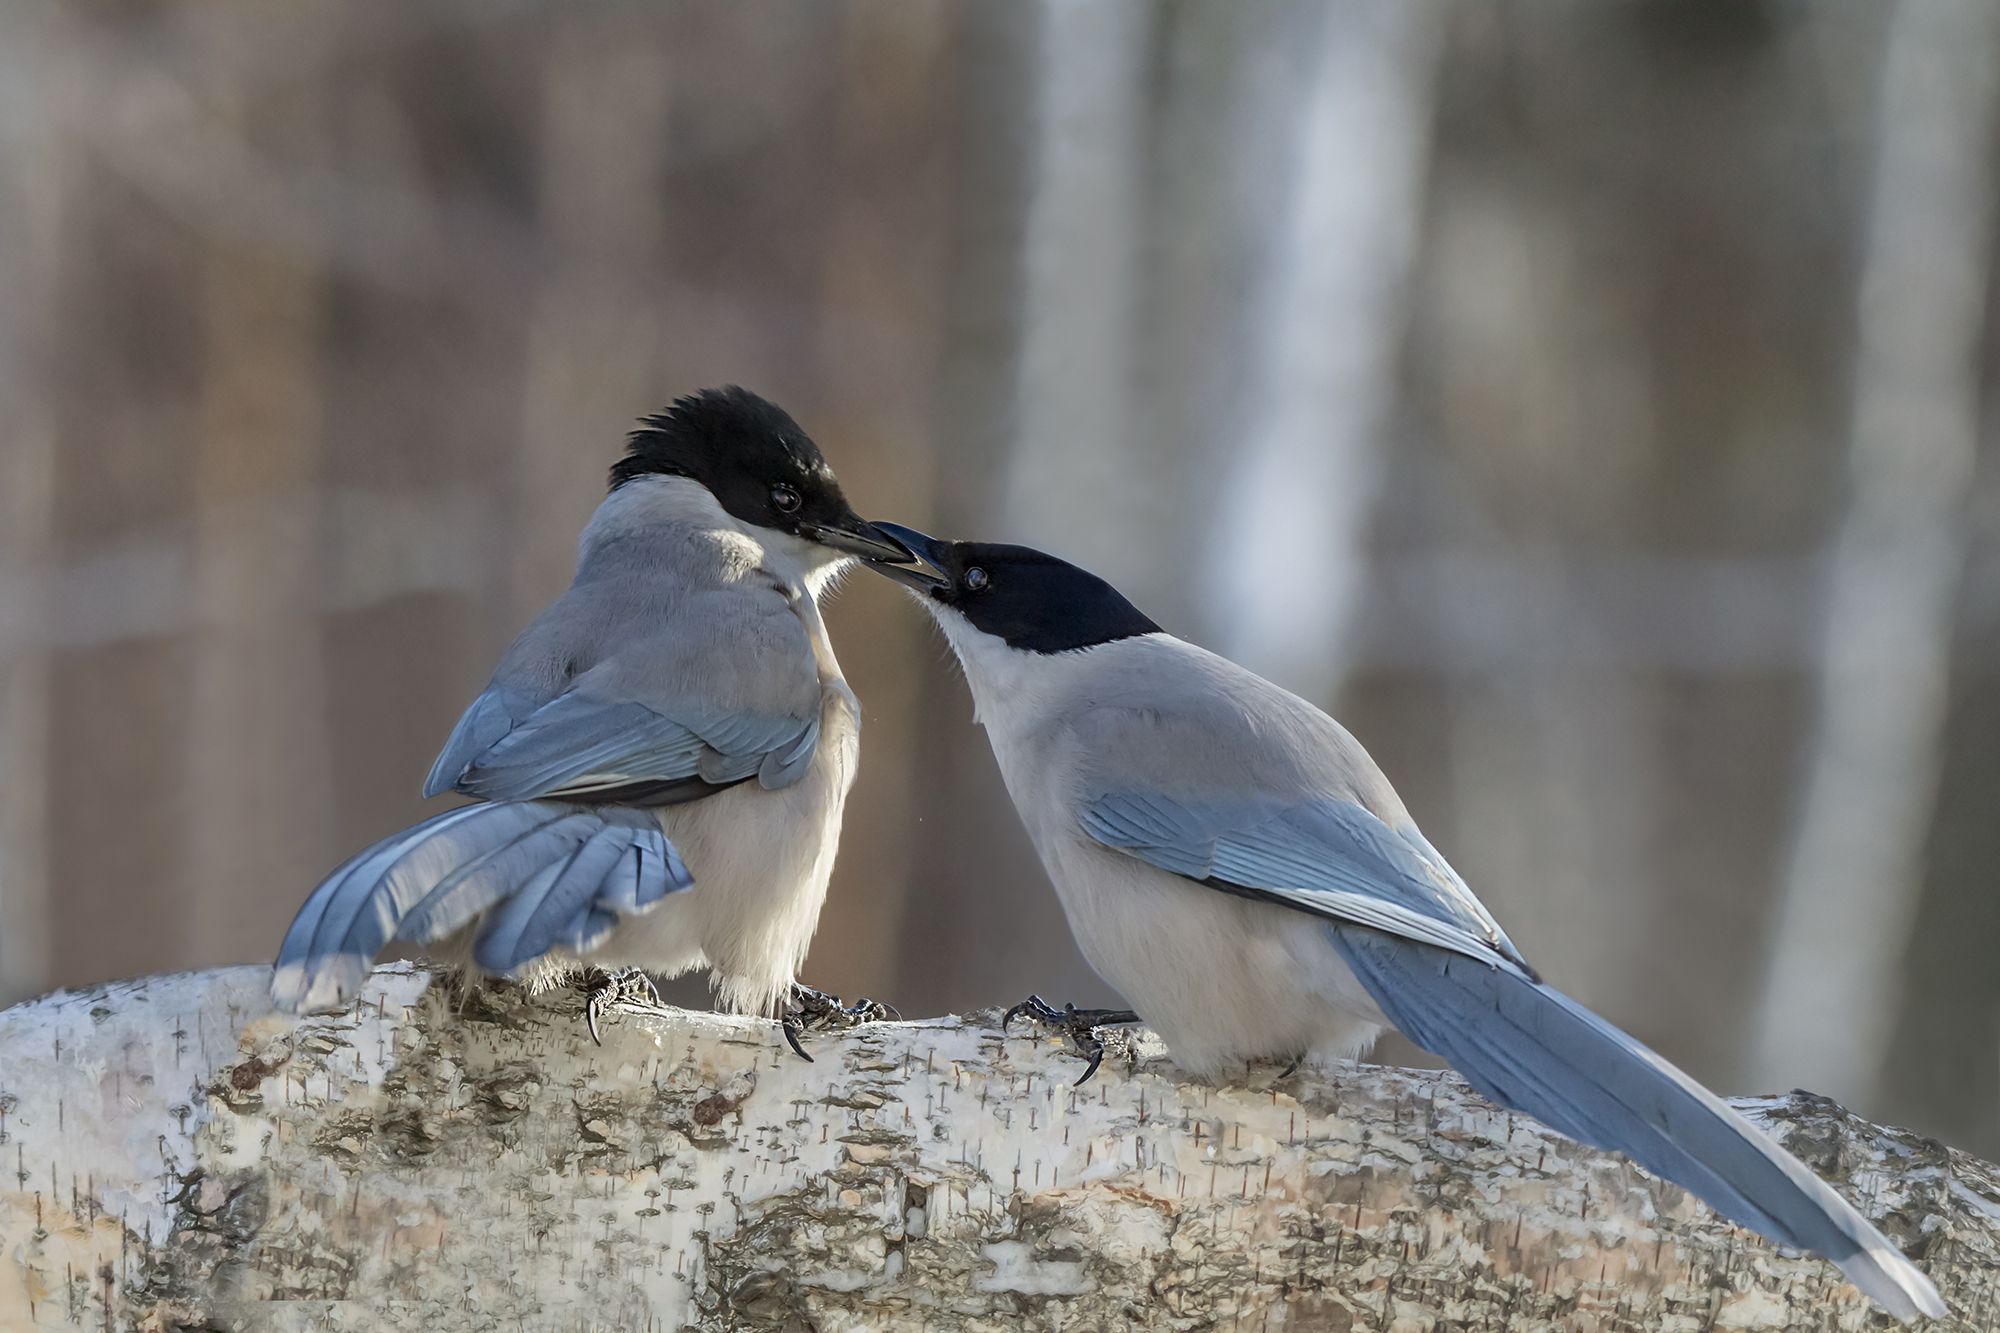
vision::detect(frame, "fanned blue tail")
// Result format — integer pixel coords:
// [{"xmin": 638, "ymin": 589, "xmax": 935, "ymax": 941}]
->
[
  {"xmin": 271, "ymin": 801, "xmax": 692, "ymax": 1013},
  {"xmin": 1330, "ymin": 926, "xmax": 1944, "ymax": 1321}
]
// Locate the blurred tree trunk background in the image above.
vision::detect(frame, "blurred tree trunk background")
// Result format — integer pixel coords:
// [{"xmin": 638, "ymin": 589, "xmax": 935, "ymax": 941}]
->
[{"xmin": 1, "ymin": 0, "xmax": 1996, "ymax": 1166}]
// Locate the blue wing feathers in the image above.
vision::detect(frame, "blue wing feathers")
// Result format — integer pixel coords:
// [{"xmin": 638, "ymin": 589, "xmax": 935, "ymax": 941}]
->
[
  {"xmin": 290, "ymin": 607, "xmax": 821, "ymax": 1011},
  {"xmin": 697, "ymin": 746, "xmax": 767, "ymax": 785},
  {"xmin": 1085, "ymin": 791, "xmax": 1523, "ymax": 964},
  {"xmin": 1326, "ymin": 926, "xmax": 1948, "ymax": 1318},
  {"xmin": 592, "ymin": 842, "xmax": 643, "ymax": 918},
  {"xmin": 440, "ymin": 689, "xmax": 818, "ymax": 802},
  {"xmin": 300, "ymin": 804, "xmax": 494, "ymax": 971},
  {"xmin": 560, "ymin": 907, "xmax": 620, "ymax": 956},
  {"xmin": 636, "ymin": 838, "xmax": 689, "ymax": 908},
  {"xmin": 457, "ymin": 703, "xmax": 700, "ymax": 800},
  {"xmin": 271, "ymin": 801, "xmax": 696, "ymax": 1013},
  {"xmin": 1079, "ymin": 786, "xmax": 1941, "ymax": 1319},
  {"xmin": 424, "ymin": 688, "xmax": 532, "ymax": 799},
  {"xmin": 759, "ymin": 714, "xmax": 821, "ymax": 788},
  {"xmin": 474, "ymin": 824, "xmax": 636, "ymax": 972},
  {"xmin": 393, "ymin": 807, "xmax": 593, "ymax": 944}
]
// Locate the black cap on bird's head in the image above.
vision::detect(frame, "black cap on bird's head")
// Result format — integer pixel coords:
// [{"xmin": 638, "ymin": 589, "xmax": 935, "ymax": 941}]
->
[
  {"xmin": 613, "ymin": 386, "xmax": 910, "ymax": 563},
  {"xmin": 869, "ymin": 522, "xmax": 1162, "ymax": 655}
]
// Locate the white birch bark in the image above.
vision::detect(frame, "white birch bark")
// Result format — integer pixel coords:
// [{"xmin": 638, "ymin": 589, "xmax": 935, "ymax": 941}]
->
[
  {"xmin": 1, "ymin": 962, "xmax": 1990, "ymax": 1332},
  {"xmin": 1751, "ymin": 0, "xmax": 2000, "ymax": 1105}
]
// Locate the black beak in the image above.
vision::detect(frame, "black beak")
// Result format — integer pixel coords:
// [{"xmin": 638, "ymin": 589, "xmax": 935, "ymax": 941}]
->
[
  {"xmin": 866, "ymin": 521, "xmax": 951, "ymax": 591},
  {"xmin": 801, "ymin": 513, "xmax": 919, "ymax": 564}
]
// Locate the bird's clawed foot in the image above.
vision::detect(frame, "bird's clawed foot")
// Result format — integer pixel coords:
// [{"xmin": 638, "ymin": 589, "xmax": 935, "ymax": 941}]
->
[
  {"xmin": 1002, "ymin": 994, "xmax": 1142, "ymax": 1086},
  {"xmin": 780, "ymin": 983, "xmax": 898, "ymax": 1062},
  {"xmin": 580, "ymin": 966, "xmax": 666, "ymax": 1044}
]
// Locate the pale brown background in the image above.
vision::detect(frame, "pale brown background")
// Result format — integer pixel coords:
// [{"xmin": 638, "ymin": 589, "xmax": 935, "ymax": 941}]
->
[{"xmin": 3, "ymin": 1, "xmax": 1997, "ymax": 1158}]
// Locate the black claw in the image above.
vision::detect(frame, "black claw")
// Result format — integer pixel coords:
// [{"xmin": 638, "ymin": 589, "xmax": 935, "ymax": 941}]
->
[
  {"xmin": 849, "ymin": 997, "xmax": 900, "ymax": 1023},
  {"xmin": 1075, "ymin": 1045, "xmax": 1106, "ymax": 1087},
  {"xmin": 1001, "ymin": 994, "xmax": 1141, "ymax": 1085},
  {"xmin": 579, "ymin": 966, "xmax": 663, "ymax": 1044},
  {"xmin": 778, "ymin": 982, "xmax": 891, "ymax": 1060},
  {"xmin": 1003, "ymin": 994, "xmax": 1060, "ymax": 1030}
]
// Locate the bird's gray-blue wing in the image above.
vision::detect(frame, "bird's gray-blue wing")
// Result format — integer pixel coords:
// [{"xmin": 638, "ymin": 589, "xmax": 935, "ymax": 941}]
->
[
  {"xmin": 278, "ymin": 565, "xmax": 831, "ymax": 1014},
  {"xmin": 1077, "ymin": 789, "xmax": 1941, "ymax": 1318},
  {"xmin": 438, "ymin": 690, "xmax": 818, "ymax": 802},
  {"xmin": 424, "ymin": 674, "xmax": 821, "ymax": 805},
  {"xmin": 1331, "ymin": 929, "xmax": 1941, "ymax": 1317},
  {"xmin": 277, "ymin": 670, "xmax": 817, "ymax": 1012},
  {"xmin": 271, "ymin": 801, "xmax": 692, "ymax": 1012},
  {"xmin": 423, "ymin": 573, "xmax": 828, "ymax": 804},
  {"xmin": 1081, "ymin": 790, "xmax": 1526, "ymax": 967},
  {"xmin": 423, "ymin": 685, "xmax": 538, "ymax": 799}
]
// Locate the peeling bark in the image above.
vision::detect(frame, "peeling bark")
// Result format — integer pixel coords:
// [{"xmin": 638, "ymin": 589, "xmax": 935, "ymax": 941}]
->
[{"xmin": 0, "ymin": 963, "xmax": 1993, "ymax": 1332}]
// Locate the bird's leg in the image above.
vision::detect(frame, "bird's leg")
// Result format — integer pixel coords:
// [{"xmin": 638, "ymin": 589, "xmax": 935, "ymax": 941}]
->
[
  {"xmin": 579, "ymin": 966, "xmax": 665, "ymax": 1045},
  {"xmin": 1001, "ymin": 994, "xmax": 1143, "ymax": 1086},
  {"xmin": 779, "ymin": 983, "xmax": 899, "ymax": 1062}
]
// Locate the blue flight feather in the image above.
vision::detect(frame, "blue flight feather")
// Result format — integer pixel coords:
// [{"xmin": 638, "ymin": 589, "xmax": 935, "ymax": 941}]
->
[
  {"xmin": 1330, "ymin": 926, "xmax": 1942, "ymax": 1319},
  {"xmin": 271, "ymin": 802, "xmax": 695, "ymax": 1013},
  {"xmin": 1076, "ymin": 787, "xmax": 1941, "ymax": 1320},
  {"xmin": 424, "ymin": 687, "xmax": 534, "ymax": 799},
  {"xmin": 443, "ymin": 690, "xmax": 818, "ymax": 802},
  {"xmin": 1083, "ymin": 791, "xmax": 1526, "ymax": 966}
]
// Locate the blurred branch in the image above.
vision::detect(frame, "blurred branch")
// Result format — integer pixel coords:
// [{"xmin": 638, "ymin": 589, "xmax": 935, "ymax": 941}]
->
[
  {"xmin": 1753, "ymin": 0, "xmax": 2000, "ymax": 1103},
  {"xmin": 0, "ymin": 3, "xmax": 912, "ymax": 355},
  {"xmin": 1003, "ymin": 0, "xmax": 1153, "ymax": 575},
  {"xmin": 2, "ymin": 963, "xmax": 1992, "ymax": 1330},
  {"xmin": 895, "ymin": 0, "xmax": 1107, "ymax": 1017},
  {"xmin": 1201, "ymin": 0, "xmax": 1441, "ymax": 698},
  {"xmin": 181, "ymin": 51, "xmax": 338, "ymax": 964},
  {"xmin": 0, "ymin": 71, "xmax": 63, "ymax": 1005},
  {"xmin": 0, "ymin": 485, "xmax": 492, "ymax": 653},
  {"xmin": 24, "ymin": 536, "xmax": 2000, "ymax": 672}
]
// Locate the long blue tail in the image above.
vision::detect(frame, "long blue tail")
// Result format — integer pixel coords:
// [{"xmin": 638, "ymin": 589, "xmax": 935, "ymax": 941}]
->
[
  {"xmin": 272, "ymin": 801, "xmax": 693, "ymax": 1013},
  {"xmin": 1331, "ymin": 926, "xmax": 1944, "ymax": 1321}
]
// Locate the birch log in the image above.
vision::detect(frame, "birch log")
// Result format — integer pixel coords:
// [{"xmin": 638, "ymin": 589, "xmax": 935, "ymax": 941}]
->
[{"xmin": 0, "ymin": 963, "xmax": 1992, "ymax": 1332}]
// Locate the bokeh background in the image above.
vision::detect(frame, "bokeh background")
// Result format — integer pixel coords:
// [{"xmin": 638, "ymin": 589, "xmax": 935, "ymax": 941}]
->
[{"xmin": 3, "ymin": 0, "xmax": 1997, "ymax": 1158}]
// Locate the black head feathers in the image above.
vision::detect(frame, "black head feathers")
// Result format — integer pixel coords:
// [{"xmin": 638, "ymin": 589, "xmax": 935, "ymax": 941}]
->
[
  {"xmin": 613, "ymin": 386, "xmax": 835, "ymax": 493},
  {"xmin": 903, "ymin": 536, "xmax": 1164, "ymax": 654},
  {"xmin": 611, "ymin": 386, "xmax": 860, "ymax": 542}
]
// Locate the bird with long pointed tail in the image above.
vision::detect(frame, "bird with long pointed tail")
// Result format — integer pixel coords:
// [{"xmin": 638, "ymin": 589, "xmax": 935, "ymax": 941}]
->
[
  {"xmin": 272, "ymin": 387, "xmax": 909, "ymax": 1052},
  {"xmin": 868, "ymin": 524, "xmax": 1945, "ymax": 1322}
]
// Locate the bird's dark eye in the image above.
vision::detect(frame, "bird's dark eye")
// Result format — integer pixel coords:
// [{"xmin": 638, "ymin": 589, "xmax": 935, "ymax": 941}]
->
[
  {"xmin": 963, "ymin": 567, "xmax": 990, "ymax": 592},
  {"xmin": 770, "ymin": 484, "xmax": 802, "ymax": 514}
]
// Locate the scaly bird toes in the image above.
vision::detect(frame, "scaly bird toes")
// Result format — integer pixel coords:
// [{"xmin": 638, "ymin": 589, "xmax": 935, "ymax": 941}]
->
[
  {"xmin": 579, "ymin": 966, "xmax": 665, "ymax": 1044},
  {"xmin": 779, "ymin": 983, "xmax": 898, "ymax": 1061},
  {"xmin": 1001, "ymin": 993, "xmax": 1142, "ymax": 1086}
]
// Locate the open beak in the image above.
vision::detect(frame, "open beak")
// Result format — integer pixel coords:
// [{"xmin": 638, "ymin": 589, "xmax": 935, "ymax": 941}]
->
[
  {"xmin": 866, "ymin": 521, "xmax": 951, "ymax": 591},
  {"xmin": 802, "ymin": 513, "xmax": 919, "ymax": 564}
]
